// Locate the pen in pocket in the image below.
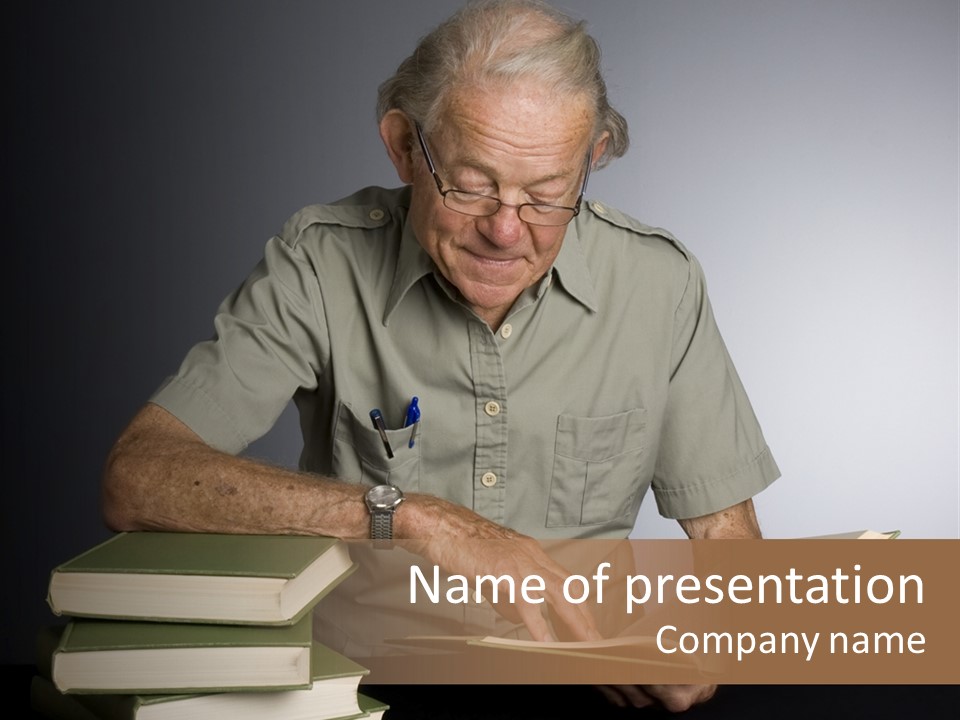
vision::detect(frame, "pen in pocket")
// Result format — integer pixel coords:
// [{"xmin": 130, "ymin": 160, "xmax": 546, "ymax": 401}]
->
[
  {"xmin": 369, "ymin": 408, "xmax": 394, "ymax": 459},
  {"xmin": 404, "ymin": 396, "xmax": 421, "ymax": 449}
]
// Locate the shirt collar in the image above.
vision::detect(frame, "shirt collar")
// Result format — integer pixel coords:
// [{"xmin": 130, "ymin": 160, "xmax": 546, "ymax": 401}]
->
[
  {"xmin": 548, "ymin": 218, "xmax": 599, "ymax": 313},
  {"xmin": 383, "ymin": 214, "xmax": 435, "ymax": 325},
  {"xmin": 383, "ymin": 209, "xmax": 599, "ymax": 325}
]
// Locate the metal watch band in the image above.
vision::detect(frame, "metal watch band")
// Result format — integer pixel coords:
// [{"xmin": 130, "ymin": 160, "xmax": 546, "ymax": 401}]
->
[{"xmin": 370, "ymin": 510, "xmax": 394, "ymax": 540}]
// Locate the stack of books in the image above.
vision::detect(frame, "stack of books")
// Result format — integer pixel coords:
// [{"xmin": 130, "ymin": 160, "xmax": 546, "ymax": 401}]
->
[{"xmin": 32, "ymin": 532, "xmax": 388, "ymax": 720}]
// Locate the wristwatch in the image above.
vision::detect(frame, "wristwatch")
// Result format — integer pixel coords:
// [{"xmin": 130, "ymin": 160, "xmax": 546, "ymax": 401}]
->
[{"xmin": 364, "ymin": 484, "xmax": 405, "ymax": 540}]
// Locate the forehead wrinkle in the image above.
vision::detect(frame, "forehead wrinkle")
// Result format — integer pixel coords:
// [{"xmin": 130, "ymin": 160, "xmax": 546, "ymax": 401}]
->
[
  {"xmin": 448, "ymin": 111, "xmax": 588, "ymax": 163},
  {"xmin": 437, "ymin": 83, "xmax": 593, "ymax": 183},
  {"xmin": 435, "ymin": 122, "xmax": 587, "ymax": 192}
]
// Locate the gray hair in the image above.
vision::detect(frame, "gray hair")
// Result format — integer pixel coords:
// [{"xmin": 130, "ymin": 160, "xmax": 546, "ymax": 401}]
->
[{"xmin": 376, "ymin": 0, "xmax": 629, "ymax": 168}]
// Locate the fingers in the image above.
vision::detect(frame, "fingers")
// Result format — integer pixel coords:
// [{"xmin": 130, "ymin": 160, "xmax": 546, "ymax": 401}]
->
[
  {"xmin": 595, "ymin": 685, "xmax": 627, "ymax": 707},
  {"xmin": 515, "ymin": 601, "xmax": 555, "ymax": 642},
  {"xmin": 597, "ymin": 685, "xmax": 717, "ymax": 712},
  {"xmin": 642, "ymin": 684, "xmax": 718, "ymax": 713},
  {"xmin": 541, "ymin": 586, "xmax": 602, "ymax": 641},
  {"xmin": 511, "ymin": 541, "xmax": 602, "ymax": 641},
  {"xmin": 595, "ymin": 685, "xmax": 656, "ymax": 708},
  {"xmin": 403, "ymin": 501, "xmax": 602, "ymax": 641}
]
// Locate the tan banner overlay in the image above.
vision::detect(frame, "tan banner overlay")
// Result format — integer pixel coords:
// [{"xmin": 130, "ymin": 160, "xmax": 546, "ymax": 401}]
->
[{"xmin": 325, "ymin": 539, "xmax": 959, "ymax": 684}]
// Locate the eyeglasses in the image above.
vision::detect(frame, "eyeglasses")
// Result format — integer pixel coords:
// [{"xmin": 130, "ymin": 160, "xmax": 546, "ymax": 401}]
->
[{"xmin": 414, "ymin": 123, "xmax": 592, "ymax": 227}]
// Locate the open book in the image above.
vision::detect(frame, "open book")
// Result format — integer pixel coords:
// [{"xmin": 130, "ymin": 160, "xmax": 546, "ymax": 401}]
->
[
  {"xmin": 804, "ymin": 529, "xmax": 901, "ymax": 540},
  {"xmin": 386, "ymin": 633, "xmax": 692, "ymax": 668}
]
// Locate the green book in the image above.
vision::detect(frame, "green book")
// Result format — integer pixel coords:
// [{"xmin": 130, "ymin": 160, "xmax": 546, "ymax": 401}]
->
[
  {"xmin": 357, "ymin": 693, "xmax": 390, "ymax": 720},
  {"xmin": 77, "ymin": 646, "xmax": 368, "ymax": 720},
  {"xmin": 51, "ymin": 615, "xmax": 314, "ymax": 694},
  {"xmin": 32, "ymin": 675, "xmax": 379, "ymax": 720},
  {"xmin": 48, "ymin": 532, "xmax": 356, "ymax": 625},
  {"xmin": 38, "ymin": 626, "xmax": 375, "ymax": 719}
]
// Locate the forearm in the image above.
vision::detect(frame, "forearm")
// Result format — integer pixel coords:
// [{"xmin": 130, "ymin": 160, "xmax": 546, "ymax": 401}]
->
[
  {"xmin": 677, "ymin": 498, "xmax": 762, "ymax": 539},
  {"xmin": 102, "ymin": 403, "xmax": 490, "ymax": 541},
  {"xmin": 102, "ymin": 403, "xmax": 370, "ymax": 537}
]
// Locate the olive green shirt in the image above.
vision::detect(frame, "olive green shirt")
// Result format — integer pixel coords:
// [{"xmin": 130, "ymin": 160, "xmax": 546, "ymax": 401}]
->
[{"xmin": 152, "ymin": 185, "xmax": 779, "ymax": 540}]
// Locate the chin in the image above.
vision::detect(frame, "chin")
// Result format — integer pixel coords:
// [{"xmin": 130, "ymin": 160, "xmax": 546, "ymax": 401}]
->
[{"xmin": 461, "ymin": 282, "xmax": 521, "ymax": 308}]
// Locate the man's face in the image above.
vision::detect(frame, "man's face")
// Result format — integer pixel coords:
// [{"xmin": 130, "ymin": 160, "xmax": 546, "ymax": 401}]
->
[{"xmin": 407, "ymin": 81, "xmax": 595, "ymax": 327}]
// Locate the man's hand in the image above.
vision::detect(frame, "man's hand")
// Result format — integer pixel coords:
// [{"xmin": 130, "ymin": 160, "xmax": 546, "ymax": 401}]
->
[
  {"xmin": 397, "ymin": 494, "xmax": 601, "ymax": 642},
  {"xmin": 594, "ymin": 498, "xmax": 758, "ymax": 713},
  {"xmin": 596, "ymin": 684, "xmax": 717, "ymax": 712}
]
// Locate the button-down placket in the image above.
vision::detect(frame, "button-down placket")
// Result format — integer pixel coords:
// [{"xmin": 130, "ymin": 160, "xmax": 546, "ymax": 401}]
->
[{"xmin": 469, "ymin": 321, "xmax": 509, "ymax": 522}]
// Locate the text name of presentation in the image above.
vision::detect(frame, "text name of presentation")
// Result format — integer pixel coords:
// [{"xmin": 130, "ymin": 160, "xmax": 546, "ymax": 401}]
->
[{"xmin": 409, "ymin": 563, "xmax": 923, "ymax": 610}]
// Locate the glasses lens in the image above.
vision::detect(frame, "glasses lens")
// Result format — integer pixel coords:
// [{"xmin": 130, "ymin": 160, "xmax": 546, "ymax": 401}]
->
[
  {"xmin": 443, "ymin": 191, "xmax": 578, "ymax": 226},
  {"xmin": 518, "ymin": 205, "xmax": 577, "ymax": 227},
  {"xmin": 443, "ymin": 191, "xmax": 501, "ymax": 217}
]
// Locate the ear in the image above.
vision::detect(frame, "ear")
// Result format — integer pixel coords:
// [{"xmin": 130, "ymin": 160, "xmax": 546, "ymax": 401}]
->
[
  {"xmin": 591, "ymin": 132, "xmax": 610, "ymax": 169},
  {"xmin": 379, "ymin": 110, "xmax": 417, "ymax": 184}
]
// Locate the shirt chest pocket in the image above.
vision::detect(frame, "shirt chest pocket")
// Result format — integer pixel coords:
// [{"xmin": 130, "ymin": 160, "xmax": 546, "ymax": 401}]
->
[
  {"xmin": 546, "ymin": 408, "xmax": 648, "ymax": 527},
  {"xmin": 332, "ymin": 403, "xmax": 422, "ymax": 490}
]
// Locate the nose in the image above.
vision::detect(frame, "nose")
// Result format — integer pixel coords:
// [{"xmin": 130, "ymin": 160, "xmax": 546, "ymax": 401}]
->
[{"xmin": 476, "ymin": 203, "xmax": 525, "ymax": 248}]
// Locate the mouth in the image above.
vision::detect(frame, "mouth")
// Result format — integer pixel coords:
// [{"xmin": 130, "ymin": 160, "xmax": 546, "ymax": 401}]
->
[
  {"xmin": 459, "ymin": 250, "xmax": 527, "ymax": 286},
  {"xmin": 463, "ymin": 248, "xmax": 523, "ymax": 269}
]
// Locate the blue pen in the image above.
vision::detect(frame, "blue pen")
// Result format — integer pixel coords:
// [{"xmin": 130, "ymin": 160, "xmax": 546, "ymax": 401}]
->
[{"xmin": 403, "ymin": 396, "xmax": 421, "ymax": 449}]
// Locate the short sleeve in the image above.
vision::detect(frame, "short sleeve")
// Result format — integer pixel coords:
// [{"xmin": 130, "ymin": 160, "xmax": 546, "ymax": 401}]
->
[
  {"xmin": 150, "ymin": 234, "xmax": 329, "ymax": 454},
  {"xmin": 652, "ymin": 254, "xmax": 780, "ymax": 518}
]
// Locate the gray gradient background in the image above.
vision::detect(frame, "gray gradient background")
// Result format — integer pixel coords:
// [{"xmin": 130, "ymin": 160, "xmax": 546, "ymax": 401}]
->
[{"xmin": 6, "ymin": 1, "xmax": 957, "ymax": 663}]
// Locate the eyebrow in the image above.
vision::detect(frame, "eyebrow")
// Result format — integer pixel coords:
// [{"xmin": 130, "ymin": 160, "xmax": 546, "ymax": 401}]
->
[{"xmin": 448, "ymin": 155, "xmax": 576, "ymax": 191}]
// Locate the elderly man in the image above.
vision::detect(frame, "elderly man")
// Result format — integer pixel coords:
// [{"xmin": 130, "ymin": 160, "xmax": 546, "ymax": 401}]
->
[{"xmin": 102, "ymin": 0, "xmax": 778, "ymax": 712}]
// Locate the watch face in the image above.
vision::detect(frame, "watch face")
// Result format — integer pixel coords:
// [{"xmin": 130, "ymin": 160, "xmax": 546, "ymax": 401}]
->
[{"xmin": 366, "ymin": 484, "xmax": 403, "ymax": 511}]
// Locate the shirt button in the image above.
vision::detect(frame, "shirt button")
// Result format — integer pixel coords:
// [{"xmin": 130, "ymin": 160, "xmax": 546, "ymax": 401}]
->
[
  {"xmin": 369, "ymin": 208, "xmax": 385, "ymax": 221},
  {"xmin": 500, "ymin": 323, "xmax": 513, "ymax": 339},
  {"xmin": 590, "ymin": 201, "xmax": 606, "ymax": 215},
  {"xmin": 484, "ymin": 401, "xmax": 501, "ymax": 417},
  {"xmin": 481, "ymin": 472, "xmax": 498, "ymax": 488}
]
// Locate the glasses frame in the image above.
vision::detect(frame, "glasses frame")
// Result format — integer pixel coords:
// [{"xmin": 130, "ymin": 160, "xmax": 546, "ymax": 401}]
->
[{"xmin": 414, "ymin": 123, "xmax": 592, "ymax": 227}]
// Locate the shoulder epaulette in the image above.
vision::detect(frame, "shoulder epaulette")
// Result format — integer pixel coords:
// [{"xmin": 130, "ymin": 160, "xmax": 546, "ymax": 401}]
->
[
  {"xmin": 583, "ymin": 199, "xmax": 689, "ymax": 258},
  {"xmin": 278, "ymin": 188, "xmax": 398, "ymax": 247}
]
